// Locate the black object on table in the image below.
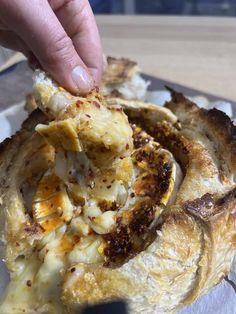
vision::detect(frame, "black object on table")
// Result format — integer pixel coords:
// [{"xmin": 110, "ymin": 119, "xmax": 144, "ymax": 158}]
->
[{"xmin": 81, "ymin": 300, "xmax": 128, "ymax": 314}]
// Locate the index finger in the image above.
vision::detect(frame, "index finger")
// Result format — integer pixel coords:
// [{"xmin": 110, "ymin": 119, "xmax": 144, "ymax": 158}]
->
[
  {"xmin": 0, "ymin": 0, "xmax": 94, "ymax": 94},
  {"xmin": 49, "ymin": 0, "xmax": 103, "ymax": 85}
]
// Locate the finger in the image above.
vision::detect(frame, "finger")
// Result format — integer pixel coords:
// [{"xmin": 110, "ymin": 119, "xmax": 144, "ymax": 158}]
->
[
  {"xmin": 0, "ymin": 0, "xmax": 93, "ymax": 94},
  {"xmin": 27, "ymin": 52, "xmax": 42, "ymax": 70},
  {"xmin": 0, "ymin": 19, "xmax": 8, "ymax": 30},
  {"xmin": 50, "ymin": 0, "xmax": 103, "ymax": 86},
  {"xmin": 0, "ymin": 30, "xmax": 29, "ymax": 55},
  {"xmin": 0, "ymin": 29, "xmax": 41, "ymax": 70}
]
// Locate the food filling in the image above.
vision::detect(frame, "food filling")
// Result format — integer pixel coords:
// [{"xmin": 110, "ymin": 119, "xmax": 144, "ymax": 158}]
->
[{"xmin": 0, "ymin": 74, "xmax": 182, "ymax": 313}]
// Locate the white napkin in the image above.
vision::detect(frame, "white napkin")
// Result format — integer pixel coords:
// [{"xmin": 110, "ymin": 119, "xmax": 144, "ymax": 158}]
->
[
  {"xmin": 0, "ymin": 102, "xmax": 26, "ymax": 142},
  {"xmin": 146, "ymin": 90, "xmax": 234, "ymax": 119}
]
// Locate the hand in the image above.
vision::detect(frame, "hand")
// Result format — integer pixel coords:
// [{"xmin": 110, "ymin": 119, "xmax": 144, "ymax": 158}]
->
[{"xmin": 0, "ymin": 0, "xmax": 103, "ymax": 94}]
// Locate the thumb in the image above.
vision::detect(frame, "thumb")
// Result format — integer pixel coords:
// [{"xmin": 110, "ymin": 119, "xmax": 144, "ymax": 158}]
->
[{"xmin": 0, "ymin": 0, "xmax": 93, "ymax": 94}]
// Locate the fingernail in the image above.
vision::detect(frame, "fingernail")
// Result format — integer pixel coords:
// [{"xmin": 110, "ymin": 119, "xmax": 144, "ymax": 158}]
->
[
  {"xmin": 71, "ymin": 66, "xmax": 94, "ymax": 93},
  {"xmin": 102, "ymin": 53, "xmax": 108, "ymax": 72}
]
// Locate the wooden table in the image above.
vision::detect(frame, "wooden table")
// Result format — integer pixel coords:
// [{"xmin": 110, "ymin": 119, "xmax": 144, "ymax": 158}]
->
[
  {"xmin": 1, "ymin": 15, "xmax": 236, "ymax": 106},
  {"xmin": 96, "ymin": 15, "xmax": 236, "ymax": 103}
]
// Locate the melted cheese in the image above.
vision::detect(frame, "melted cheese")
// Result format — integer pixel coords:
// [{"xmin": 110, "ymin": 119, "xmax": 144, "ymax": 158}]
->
[
  {"xmin": 0, "ymin": 72, "xmax": 182, "ymax": 313},
  {"xmin": 68, "ymin": 236, "xmax": 103, "ymax": 264},
  {"xmin": 32, "ymin": 174, "xmax": 73, "ymax": 233},
  {"xmin": 36, "ymin": 119, "xmax": 82, "ymax": 152},
  {"xmin": 34, "ymin": 72, "xmax": 134, "ymax": 166},
  {"xmin": 69, "ymin": 216, "xmax": 90, "ymax": 237}
]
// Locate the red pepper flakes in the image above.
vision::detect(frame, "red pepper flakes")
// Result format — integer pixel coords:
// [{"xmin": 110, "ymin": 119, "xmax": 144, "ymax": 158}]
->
[
  {"xmin": 76, "ymin": 100, "xmax": 83, "ymax": 108},
  {"xmin": 103, "ymin": 225, "xmax": 132, "ymax": 262},
  {"xmin": 26, "ymin": 280, "xmax": 32, "ymax": 287},
  {"xmin": 98, "ymin": 200, "xmax": 119, "ymax": 212},
  {"xmin": 129, "ymin": 203, "xmax": 155, "ymax": 235}
]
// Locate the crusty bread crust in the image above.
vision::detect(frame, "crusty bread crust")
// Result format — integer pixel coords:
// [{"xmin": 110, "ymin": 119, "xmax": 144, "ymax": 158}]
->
[
  {"xmin": 103, "ymin": 57, "xmax": 138, "ymax": 85},
  {"xmin": 0, "ymin": 86, "xmax": 235, "ymax": 313},
  {"xmin": 0, "ymin": 110, "xmax": 54, "ymax": 269},
  {"xmin": 101, "ymin": 57, "xmax": 149, "ymax": 101},
  {"xmin": 62, "ymin": 95, "xmax": 236, "ymax": 313}
]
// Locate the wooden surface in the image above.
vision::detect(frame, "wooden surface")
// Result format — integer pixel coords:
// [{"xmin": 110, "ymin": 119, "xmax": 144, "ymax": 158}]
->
[
  {"xmin": 1, "ymin": 16, "xmax": 236, "ymax": 104},
  {"xmin": 96, "ymin": 15, "xmax": 236, "ymax": 103}
]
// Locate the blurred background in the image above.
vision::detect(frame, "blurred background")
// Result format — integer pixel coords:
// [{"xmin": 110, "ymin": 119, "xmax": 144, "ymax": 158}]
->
[
  {"xmin": 1, "ymin": 0, "xmax": 236, "ymax": 106},
  {"xmin": 1, "ymin": 0, "xmax": 236, "ymax": 66},
  {"xmin": 90, "ymin": 0, "xmax": 236, "ymax": 15}
]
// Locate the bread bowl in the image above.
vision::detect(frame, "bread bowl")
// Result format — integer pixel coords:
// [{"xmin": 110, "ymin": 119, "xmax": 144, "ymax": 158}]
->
[{"xmin": 0, "ymin": 62, "xmax": 235, "ymax": 314}]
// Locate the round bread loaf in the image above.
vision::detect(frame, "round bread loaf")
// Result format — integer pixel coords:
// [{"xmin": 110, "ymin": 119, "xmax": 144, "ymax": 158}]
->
[{"xmin": 0, "ymin": 73, "xmax": 235, "ymax": 314}]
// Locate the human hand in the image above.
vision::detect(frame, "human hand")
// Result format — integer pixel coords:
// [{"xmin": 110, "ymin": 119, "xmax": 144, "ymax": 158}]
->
[{"xmin": 0, "ymin": 0, "xmax": 103, "ymax": 94}]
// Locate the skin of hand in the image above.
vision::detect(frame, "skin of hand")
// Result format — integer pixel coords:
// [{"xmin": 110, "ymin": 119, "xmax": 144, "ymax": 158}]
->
[{"xmin": 0, "ymin": 0, "xmax": 104, "ymax": 94}]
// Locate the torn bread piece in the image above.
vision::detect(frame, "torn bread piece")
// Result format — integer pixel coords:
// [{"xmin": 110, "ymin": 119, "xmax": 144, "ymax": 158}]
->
[
  {"xmin": 101, "ymin": 56, "xmax": 150, "ymax": 100},
  {"xmin": 24, "ymin": 56, "xmax": 150, "ymax": 116}
]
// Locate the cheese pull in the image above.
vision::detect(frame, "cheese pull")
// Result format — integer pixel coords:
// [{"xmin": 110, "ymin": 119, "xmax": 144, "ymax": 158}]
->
[{"xmin": 33, "ymin": 71, "xmax": 133, "ymax": 167}]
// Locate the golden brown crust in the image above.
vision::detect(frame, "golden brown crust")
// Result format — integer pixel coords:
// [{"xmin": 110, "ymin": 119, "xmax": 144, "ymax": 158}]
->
[
  {"xmin": 101, "ymin": 57, "xmax": 149, "ymax": 101},
  {"xmin": 62, "ymin": 207, "xmax": 203, "ymax": 313},
  {"xmin": 0, "ymin": 110, "xmax": 54, "ymax": 268},
  {"xmin": 24, "ymin": 93, "xmax": 37, "ymax": 114},
  {"xmin": 62, "ymin": 188, "xmax": 236, "ymax": 312},
  {"xmin": 1, "ymin": 88, "xmax": 236, "ymax": 313},
  {"xmin": 105, "ymin": 95, "xmax": 236, "ymax": 310},
  {"xmin": 103, "ymin": 57, "xmax": 138, "ymax": 85},
  {"xmin": 181, "ymin": 187, "xmax": 236, "ymax": 307},
  {"xmin": 150, "ymin": 120, "xmax": 229, "ymax": 203},
  {"xmin": 165, "ymin": 88, "xmax": 236, "ymax": 179},
  {"xmin": 60, "ymin": 96, "xmax": 236, "ymax": 313},
  {"xmin": 107, "ymin": 97, "xmax": 178, "ymax": 125},
  {"xmin": 62, "ymin": 264, "xmax": 143, "ymax": 305}
]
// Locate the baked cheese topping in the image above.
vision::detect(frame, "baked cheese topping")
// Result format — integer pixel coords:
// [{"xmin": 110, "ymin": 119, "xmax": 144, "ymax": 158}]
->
[
  {"xmin": 32, "ymin": 74, "xmax": 181, "ymax": 266},
  {"xmin": 32, "ymin": 123, "xmax": 179, "ymax": 266},
  {"xmin": 0, "ymin": 72, "xmax": 182, "ymax": 313}
]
